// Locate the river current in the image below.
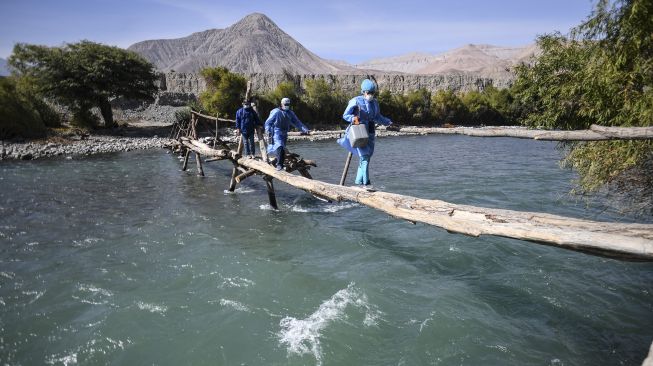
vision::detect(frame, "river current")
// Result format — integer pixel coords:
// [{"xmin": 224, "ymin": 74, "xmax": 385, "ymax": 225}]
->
[{"xmin": 1, "ymin": 135, "xmax": 651, "ymax": 365}]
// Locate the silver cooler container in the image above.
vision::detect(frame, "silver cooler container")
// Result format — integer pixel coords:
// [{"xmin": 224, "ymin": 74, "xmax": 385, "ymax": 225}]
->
[{"xmin": 349, "ymin": 124, "xmax": 369, "ymax": 148}]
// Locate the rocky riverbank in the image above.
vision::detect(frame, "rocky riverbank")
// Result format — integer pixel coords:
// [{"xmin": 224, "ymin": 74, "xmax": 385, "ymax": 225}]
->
[
  {"xmin": 0, "ymin": 124, "xmax": 522, "ymax": 161},
  {"xmin": 0, "ymin": 121, "xmax": 176, "ymax": 161},
  {"xmin": 1, "ymin": 135, "xmax": 174, "ymax": 161}
]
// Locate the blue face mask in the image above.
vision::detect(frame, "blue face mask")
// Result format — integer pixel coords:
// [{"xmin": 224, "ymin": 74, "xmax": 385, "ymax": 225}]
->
[{"xmin": 282, "ymin": 105, "xmax": 290, "ymax": 111}]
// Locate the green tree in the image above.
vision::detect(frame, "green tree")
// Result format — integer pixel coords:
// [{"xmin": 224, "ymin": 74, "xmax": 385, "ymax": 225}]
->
[
  {"xmin": 484, "ymin": 85, "xmax": 516, "ymax": 124},
  {"xmin": 199, "ymin": 67, "xmax": 247, "ymax": 118},
  {"xmin": 378, "ymin": 90, "xmax": 410, "ymax": 125},
  {"xmin": 0, "ymin": 77, "xmax": 46, "ymax": 139},
  {"xmin": 301, "ymin": 78, "xmax": 348, "ymax": 127},
  {"xmin": 512, "ymin": 0, "xmax": 653, "ymax": 213},
  {"xmin": 405, "ymin": 89, "xmax": 431, "ymax": 125},
  {"xmin": 259, "ymin": 81, "xmax": 303, "ymax": 121},
  {"xmin": 430, "ymin": 90, "xmax": 468, "ymax": 125},
  {"xmin": 461, "ymin": 90, "xmax": 504, "ymax": 125},
  {"xmin": 9, "ymin": 41, "xmax": 157, "ymax": 128}
]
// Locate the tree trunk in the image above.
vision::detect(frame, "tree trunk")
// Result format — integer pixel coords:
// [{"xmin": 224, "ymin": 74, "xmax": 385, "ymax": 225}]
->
[{"xmin": 98, "ymin": 98, "xmax": 114, "ymax": 128}]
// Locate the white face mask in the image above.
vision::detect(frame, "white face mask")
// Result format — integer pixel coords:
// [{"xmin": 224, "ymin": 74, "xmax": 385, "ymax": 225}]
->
[
  {"xmin": 364, "ymin": 93, "xmax": 374, "ymax": 102},
  {"xmin": 243, "ymin": 104, "xmax": 250, "ymax": 109},
  {"xmin": 282, "ymin": 105, "xmax": 290, "ymax": 110}
]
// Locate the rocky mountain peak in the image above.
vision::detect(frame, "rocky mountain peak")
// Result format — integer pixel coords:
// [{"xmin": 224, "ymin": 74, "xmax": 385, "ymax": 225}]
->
[
  {"xmin": 128, "ymin": 12, "xmax": 361, "ymax": 74},
  {"xmin": 233, "ymin": 12, "xmax": 276, "ymax": 30}
]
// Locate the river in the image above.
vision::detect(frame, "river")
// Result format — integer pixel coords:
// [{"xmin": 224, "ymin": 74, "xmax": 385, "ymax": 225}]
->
[{"xmin": 1, "ymin": 135, "xmax": 651, "ymax": 365}]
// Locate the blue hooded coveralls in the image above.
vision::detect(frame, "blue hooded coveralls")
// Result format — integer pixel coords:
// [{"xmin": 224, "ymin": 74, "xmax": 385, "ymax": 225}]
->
[
  {"xmin": 235, "ymin": 106, "xmax": 262, "ymax": 156},
  {"xmin": 264, "ymin": 108, "xmax": 309, "ymax": 168},
  {"xmin": 337, "ymin": 96, "xmax": 392, "ymax": 185}
]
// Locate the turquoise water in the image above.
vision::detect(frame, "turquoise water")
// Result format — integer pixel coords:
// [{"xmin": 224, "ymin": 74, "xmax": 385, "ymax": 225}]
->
[{"xmin": 1, "ymin": 135, "xmax": 651, "ymax": 365}]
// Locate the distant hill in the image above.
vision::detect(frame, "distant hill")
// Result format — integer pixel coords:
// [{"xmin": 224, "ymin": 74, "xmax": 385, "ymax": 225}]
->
[
  {"xmin": 128, "ymin": 13, "xmax": 362, "ymax": 74},
  {"xmin": 0, "ymin": 58, "xmax": 9, "ymax": 76},
  {"xmin": 128, "ymin": 12, "xmax": 539, "ymax": 81},
  {"xmin": 355, "ymin": 44, "xmax": 540, "ymax": 77}
]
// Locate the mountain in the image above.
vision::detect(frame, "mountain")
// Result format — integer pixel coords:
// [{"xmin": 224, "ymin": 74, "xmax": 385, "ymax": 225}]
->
[
  {"xmin": 356, "ymin": 44, "xmax": 539, "ymax": 77},
  {"xmin": 128, "ymin": 13, "xmax": 360, "ymax": 74},
  {"xmin": 0, "ymin": 58, "xmax": 9, "ymax": 76}
]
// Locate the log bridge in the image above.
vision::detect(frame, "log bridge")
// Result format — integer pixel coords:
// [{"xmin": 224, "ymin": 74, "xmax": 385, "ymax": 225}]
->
[{"xmin": 170, "ymin": 110, "xmax": 653, "ymax": 262}]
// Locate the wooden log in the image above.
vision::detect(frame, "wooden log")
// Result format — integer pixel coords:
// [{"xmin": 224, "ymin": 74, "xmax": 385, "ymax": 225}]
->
[
  {"xmin": 236, "ymin": 134, "xmax": 243, "ymax": 155},
  {"xmin": 235, "ymin": 168, "xmax": 257, "ymax": 183},
  {"xmin": 264, "ymin": 176, "xmax": 279, "ymax": 210},
  {"xmin": 285, "ymin": 126, "xmax": 653, "ymax": 142},
  {"xmin": 339, "ymin": 152, "xmax": 353, "ymax": 186},
  {"xmin": 180, "ymin": 138, "xmax": 228, "ymax": 158},
  {"xmin": 191, "ymin": 110, "xmax": 235, "ymax": 123},
  {"xmin": 256, "ymin": 127, "xmax": 269, "ymax": 163},
  {"xmin": 532, "ymin": 130, "xmax": 609, "ymax": 141},
  {"xmin": 590, "ymin": 124, "xmax": 653, "ymax": 139},
  {"xmin": 176, "ymin": 139, "xmax": 653, "ymax": 261},
  {"xmin": 195, "ymin": 152, "xmax": 204, "ymax": 176},
  {"xmin": 191, "ymin": 115, "xmax": 198, "ymax": 139},
  {"xmin": 228, "ymin": 161, "xmax": 239, "ymax": 192},
  {"xmin": 181, "ymin": 149, "xmax": 190, "ymax": 171},
  {"xmin": 233, "ymin": 156, "xmax": 653, "ymax": 261},
  {"xmin": 298, "ymin": 168, "xmax": 313, "ymax": 180}
]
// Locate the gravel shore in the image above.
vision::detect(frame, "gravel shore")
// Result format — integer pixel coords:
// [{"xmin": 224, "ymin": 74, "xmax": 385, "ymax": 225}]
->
[
  {"xmin": 1, "ymin": 135, "xmax": 175, "ymax": 161},
  {"xmin": 0, "ymin": 124, "xmax": 471, "ymax": 161}
]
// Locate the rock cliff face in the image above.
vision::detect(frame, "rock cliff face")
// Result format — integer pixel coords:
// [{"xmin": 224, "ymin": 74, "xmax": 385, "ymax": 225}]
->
[
  {"xmin": 160, "ymin": 71, "xmax": 510, "ymax": 98},
  {"xmin": 115, "ymin": 71, "xmax": 511, "ymax": 123},
  {"xmin": 132, "ymin": 57, "xmax": 519, "ymax": 121}
]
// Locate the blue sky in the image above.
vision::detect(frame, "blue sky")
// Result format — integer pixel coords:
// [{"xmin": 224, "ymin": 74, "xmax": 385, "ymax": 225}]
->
[{"xmin": 0, "ymin": 0, "xmax": 596, "ymax": 63}]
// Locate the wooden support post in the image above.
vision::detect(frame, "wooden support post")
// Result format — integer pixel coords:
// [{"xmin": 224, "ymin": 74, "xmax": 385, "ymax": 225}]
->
[
  {"xmin": 228, "ymin": 161, "xmax": 239, "ymax": 192},
  {"xmin": 235, "ymin": 168, "xmax": 257, "ymax": 183},
  {"xmin": 191, "ymin": 115, "xmax": 198, "ymax": 139},
  {"xmin": 298, "ymin": 168, "xmax": 313, "ymax": 180},
  {"xmin": 236, "ymin": 134, "xmax": 243, "ymax": 155},
  {"xmin": 256, "ymin": 128, "xmax": 269, "ymax": 163},
  {"xmin": 182, "ymin": 149, "xmax": 190, "ymax": 171},
  {"xmin": 214, "ymin": 118, "xmax": 219, "ymax": 149},
  {"xmin": 195, "ymin": 152, "xmax": 204, "ymax": 176},
  {"xmin": 264, "ymin": 176, "xmax": 278, "ymax": 210},
  {"xmin": 339, "ymin": 152, "xmax": 353, "ymax": 186}
]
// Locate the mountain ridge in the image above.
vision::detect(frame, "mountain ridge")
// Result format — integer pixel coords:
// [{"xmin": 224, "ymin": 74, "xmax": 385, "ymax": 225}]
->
[
  {"xmin": 128, "ymin": 12, "xmax": 537, "ymax": 79},
  {"xmin": 129, "ymin": 13, "xmax": 361, "ymax": 74},
  {"xmin": 356, "ymin": 43, "xmax": 539, "ymax": 76}
]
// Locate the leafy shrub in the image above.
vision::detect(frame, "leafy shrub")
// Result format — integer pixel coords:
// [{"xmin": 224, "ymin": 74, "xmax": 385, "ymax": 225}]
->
[
  {"xmin": 174, "ymin": 107, "xmax": 191, "ymax": 125},
  {"xmin": 199, "ymin": 67, "xmax": 247, "ymax": 118},
  {"xmin": 0, "ymin": 77, "xmax": 47, "ymax": 139},
  {"xmin": 430, "ymin": 90, "xmax": 468, "ymax": 125}
]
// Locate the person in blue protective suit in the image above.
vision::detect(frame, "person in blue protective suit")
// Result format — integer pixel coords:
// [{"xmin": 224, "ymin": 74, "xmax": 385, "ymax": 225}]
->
[
  {"xmin": 264, "ymin": 97, "xmax": 310, "ymax": 170},
  {"xmin": 338, "ymin": 79, "xmax": 393, "ymax": 188},
  {"xmin": 235, "ymin": 99, "xmax": 262, "ymax": 158}
]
